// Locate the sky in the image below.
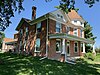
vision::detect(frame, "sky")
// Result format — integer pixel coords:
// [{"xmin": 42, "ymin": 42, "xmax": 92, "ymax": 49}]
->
[{"xmin": 4, "ymin": 0, "xmax": 100, "ymax": 47}]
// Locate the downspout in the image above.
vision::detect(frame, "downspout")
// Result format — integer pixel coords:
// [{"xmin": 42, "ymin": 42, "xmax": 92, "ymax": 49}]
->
[
  {"xmin": 46, "ymin": 17, "xmax": 49, "ymax": 57},
  {"xmin": 40, "ymin": 16, "xmax": 48, "ymax": 60}
]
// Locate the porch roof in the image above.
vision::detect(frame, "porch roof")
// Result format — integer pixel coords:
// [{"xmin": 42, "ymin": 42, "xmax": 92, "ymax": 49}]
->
[{"xmin": 49, "ymin": 33, "xmax": 95, "ymax": 44}]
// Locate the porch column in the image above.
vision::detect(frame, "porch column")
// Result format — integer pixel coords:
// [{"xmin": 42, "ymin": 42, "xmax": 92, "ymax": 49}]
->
[
  {"xmin": 83, "ymin": 42, "xmax": 85, "ymax": 53},
  {"xmin": 61, "ymin": 38, "xmax": 65, "ymax": 62},
  {"xmin": 62, "ymin": 38, "xmax": 65, "ymax": 54},
  {"xmin": 92, "ymin": 44, "xmax": 95, "ymax": 53}
]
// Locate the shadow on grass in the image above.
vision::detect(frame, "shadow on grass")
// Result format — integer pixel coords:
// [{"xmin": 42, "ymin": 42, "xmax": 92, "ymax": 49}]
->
[{"xmin": 0, "ymin": 52, "xmax": 100, "ymax": 75}]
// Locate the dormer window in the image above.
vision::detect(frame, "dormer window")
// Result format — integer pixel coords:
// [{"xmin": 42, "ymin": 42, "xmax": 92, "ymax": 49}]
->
[{"xmin": 57, "ymin": 14, "xmax": 63, "ymax": 19}]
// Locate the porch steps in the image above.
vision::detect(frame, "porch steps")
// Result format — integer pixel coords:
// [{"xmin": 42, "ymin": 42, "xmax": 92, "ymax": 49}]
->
[{"xmin": 66, "ymin": 56, "xmax": 80, "ymax": 64}]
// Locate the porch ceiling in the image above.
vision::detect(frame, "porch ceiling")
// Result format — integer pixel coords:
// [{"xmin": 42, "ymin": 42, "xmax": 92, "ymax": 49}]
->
[{"xmin": 49, "ymin": 33, "xmax": 95, "ymax": 44}]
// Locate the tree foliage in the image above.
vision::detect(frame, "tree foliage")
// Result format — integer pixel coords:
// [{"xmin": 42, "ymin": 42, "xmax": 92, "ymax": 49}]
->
[
  {"xmin": 84, "ymin": 22, "xmax": 97, "ymax": 52},
  {"xmin": 0, "ymin": 31, "xmax": 5, "ymax": 49},
  {"xmin": 0, "ymin": 0, "xmax": 99, "ymax": 31}
]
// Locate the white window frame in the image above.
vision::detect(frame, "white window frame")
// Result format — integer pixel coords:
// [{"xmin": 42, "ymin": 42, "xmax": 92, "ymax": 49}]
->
[
  {"xmin": 74, "ymin": 42, "xmax": 78, "ymax": 53},
  {"xmin": 66, "ymin": 41, "xmax": 70, "ymax": 56},
  {"xmin": 56, "ymin": 39, "xmax": 61, "ymax": 53},
  {"xmin": 35, "ymin": 38, "xmax": 40, "ymax": 52},
  {"xmin": 56, "ymin": 22, "xmax": 61, "ymax": 33},
  {"xmin": 73, "ymin": 28, "xmax": 78, "ymax": 36},
  {"xmin": 26, "ymin": 27, "xmax": 28, "ymax": 32},
  {"xmin": 36, "ymin": 22, "xmax": 41, "ymax": 33}
]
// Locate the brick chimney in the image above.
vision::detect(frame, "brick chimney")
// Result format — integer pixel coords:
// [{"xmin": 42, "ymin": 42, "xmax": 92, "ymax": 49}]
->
[{"xmin": 32, "ymin": 6, "xmax": 37, "ymax": 20}]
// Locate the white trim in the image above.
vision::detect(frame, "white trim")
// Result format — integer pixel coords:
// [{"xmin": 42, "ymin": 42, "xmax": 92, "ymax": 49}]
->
[
  {"xmin": 82, "ymin": 42, "xmax": 85, "ymax": 53},
  {"xmin": 56, "ymin": 22, "xmax": 62, "ymax": 33},
  {"xmin": 66, "ymin": 41, "xmax": 70, "ymax": 56},
  {"xmin": 62, "ymin": 39, "xmax": 65, "ymax": 54}
]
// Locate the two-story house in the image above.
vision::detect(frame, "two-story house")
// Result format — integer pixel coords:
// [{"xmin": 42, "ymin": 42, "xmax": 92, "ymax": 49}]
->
[{"xmin": 15, "ymin": 6, "xmax": 95, "ymax": 62}]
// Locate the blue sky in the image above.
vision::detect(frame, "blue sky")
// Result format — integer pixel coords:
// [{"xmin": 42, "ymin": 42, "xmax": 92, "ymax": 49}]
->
[{"xmin": 4, "ymin": 0, "xmax": 100, "ymax": 47}]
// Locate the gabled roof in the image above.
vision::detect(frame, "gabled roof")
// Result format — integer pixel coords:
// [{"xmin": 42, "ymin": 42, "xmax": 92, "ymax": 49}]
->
[
  {"xmin": 15, "ymin": 9, "xmax": 85, "ymax": 31},
  {"xmin": 16, "ymin": 18, "xmax": 31, "ymax": 31},
  {"xmin": 67, "ymin": 10, "xmax": 85, "ymax": 22}
]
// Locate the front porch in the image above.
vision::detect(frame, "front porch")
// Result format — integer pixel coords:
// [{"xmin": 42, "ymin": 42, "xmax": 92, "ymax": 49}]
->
[{"xmin": 48, "ymin": 33, "xmax": 95, "ymax": 62}]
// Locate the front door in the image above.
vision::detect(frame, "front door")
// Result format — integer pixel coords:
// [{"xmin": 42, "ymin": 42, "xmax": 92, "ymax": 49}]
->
[{"xmin": 66, "ymin": 41, "xmax": 70, "ymax": 56}]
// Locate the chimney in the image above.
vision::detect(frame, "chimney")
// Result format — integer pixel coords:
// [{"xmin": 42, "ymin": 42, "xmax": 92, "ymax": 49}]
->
[{"xmin": 32, "ymin": 6, "xmax": 37, "ymax": 20}]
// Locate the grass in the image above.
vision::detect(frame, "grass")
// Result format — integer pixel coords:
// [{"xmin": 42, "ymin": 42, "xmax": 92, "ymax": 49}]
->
[{"xmin": 0, "ymin": 52, "xmax": 100, "ymax": 75}]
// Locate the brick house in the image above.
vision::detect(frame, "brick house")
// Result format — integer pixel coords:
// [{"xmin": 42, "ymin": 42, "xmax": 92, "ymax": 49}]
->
[{"xmin": 15, "ymin": 6, "xmax": 95, "ymax": 62}]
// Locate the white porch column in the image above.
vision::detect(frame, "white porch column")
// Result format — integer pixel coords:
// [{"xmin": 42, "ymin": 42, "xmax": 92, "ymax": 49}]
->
[
  {"xmin": 62, "ymin": 38, "xmax": 65, "ymax": 54},
  {"xmin": 83, "ymin": 42, "xmax": 85, "ymax": 53},
  {"xmin": 92, "ymin": 44, "xmax": 95, "ymax": 53}
]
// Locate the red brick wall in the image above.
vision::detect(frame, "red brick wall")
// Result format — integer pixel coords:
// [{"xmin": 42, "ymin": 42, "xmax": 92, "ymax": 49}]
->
[
  {"xmin": 40, "ymin": 20, "xmax": 47, "ymax": 56},
  {"xmin": 48, "ymin": 39, "xmax": 56, "ymax": 58},
  {"xmin": 70, "ymin": 28, "xmax": 73, "ymax": 35},
  {"xmin": 62, "ymin": 24, "xmax": 66, "ymax": 33},
  {"xmin": 70, "ymin": 41, "xmax": 74, "ymax": 56},
  {"xmin": 78, "ymin": 28, "xmax": 80, "ymax": 37},
  {"xmin": 48, "ymin": 19, "xmax": 56, "ymax": 34}
]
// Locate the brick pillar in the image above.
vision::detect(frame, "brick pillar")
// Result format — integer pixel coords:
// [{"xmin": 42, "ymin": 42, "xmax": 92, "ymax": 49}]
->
[
  {"xmin": 78, "ymin": 41, "xmax": 81, "ymax": 56},
  {"xmin": 70, "ymin": 41, "xmax": 74, "ymax": 56}
]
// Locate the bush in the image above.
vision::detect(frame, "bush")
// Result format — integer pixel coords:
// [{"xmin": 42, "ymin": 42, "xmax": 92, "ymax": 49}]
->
[{"xmin": 84, "ymin": 53, "xmax": 95, "ymax": 61}]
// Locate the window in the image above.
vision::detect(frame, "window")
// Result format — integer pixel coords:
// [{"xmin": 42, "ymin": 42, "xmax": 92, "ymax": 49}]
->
[
  {"xmin": 35, "ymin": 38, "xmax": 40, "ymax": 52},
  {"xmin": 56, "ymin": 22, "xmax": 61, "ymax": 33},
  {"xmin": 74, "ymin": 20, "xmax": 77, "ymax": 23},
  {"xmin": 81, "ymin": 43, "xmax": 83, "ymax": 52},
  {"xmin": 19, "ymin": 41, "xmax": 22, "ymax": 51},
  {"xmin": 37, "ymin": 22, "xmax": 41, "ymax": 33},
  {"xmin": 20, "ymin": 29, "xmax": 23, "ymax": 35},
  {"xmin": 73, "ymin": 28, "xmax": 78, "ymax": 36},
  {"xmin": 26, "ymin": 27, "xmax": 28, "ymax": 36},
  {"xmin": 67, "ymin": 41, "xmax": 70, "ymax": 55},
  {"xmin": 74, "ymin": 42, "xmax": 78, "ymax": 52},
  {"xmin": 66, "ymin": 27, "xmax": 70, "ymax": 34},
  {"xmin": 57, "ymin": 14, "xmax": 63, "ymax": 19},
  {"xmin": 56, "ymin": 39, "xmax": 61, "ymax": 52},
  {"xmin": 19, "ymin": 29, "xmax": 23, "ymax": 40},
  {"xmin": 80, "ymin": 30, "xmax": 83, "ymax": 37}
]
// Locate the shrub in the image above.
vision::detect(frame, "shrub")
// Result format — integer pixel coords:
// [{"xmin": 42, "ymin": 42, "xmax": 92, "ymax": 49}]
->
[{"xmin": 84, "ymin": 53, "xmax": 95, "ymax": 61}]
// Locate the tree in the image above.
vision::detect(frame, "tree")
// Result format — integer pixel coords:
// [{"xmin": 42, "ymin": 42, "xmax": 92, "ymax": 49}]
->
[
  {"xmin": 0, "ymin": 31, "xmax": 5, "ymax": 49},
  {"xmin": 0, "ymin": 0, "xmax": 99, "ymax": 31},
  {"xmin": 84, "ymin": 22, "xmax": 97, "ymax": 52}
]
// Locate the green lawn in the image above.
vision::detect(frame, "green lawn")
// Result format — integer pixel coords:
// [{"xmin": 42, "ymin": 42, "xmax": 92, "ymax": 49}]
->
[{"xmin": 0, "ymin": 52, "xmax": 100, "ymax": 75}]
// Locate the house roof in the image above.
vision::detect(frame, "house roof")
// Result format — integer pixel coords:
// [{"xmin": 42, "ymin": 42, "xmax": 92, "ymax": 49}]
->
[
  {"xmin": 16, "ymin": 18, "xmax": 31, "ymax": 31},
  {"xmin": 3, "ymin": 38, "xmax": 17, "ymax": 43},
  {"xmin": 16, "ymin": 9, "xmax": 85, "ymax": 31},
  {"xmin": 68, "ymin": 10, "xmax": 82, "ymax": 20}
]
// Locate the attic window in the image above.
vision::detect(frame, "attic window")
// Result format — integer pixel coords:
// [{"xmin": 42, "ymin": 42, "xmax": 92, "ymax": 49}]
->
[
  {"xmin": 74, "ymin": 20, "xmax": 77, "ymax": 23},
  {"xmin": 57, "ymin": 14, "xmax": 63, "ymax": 19}
]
